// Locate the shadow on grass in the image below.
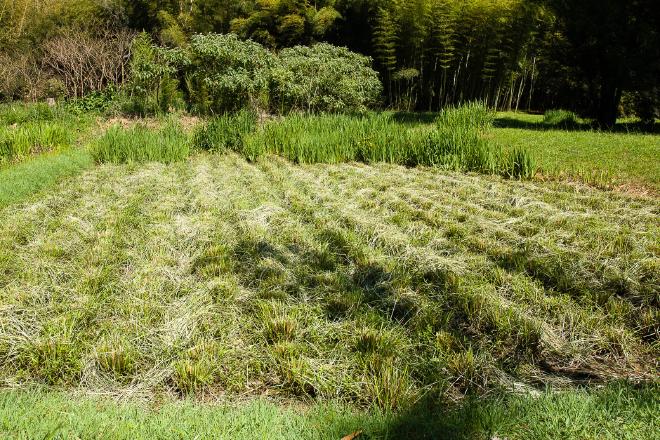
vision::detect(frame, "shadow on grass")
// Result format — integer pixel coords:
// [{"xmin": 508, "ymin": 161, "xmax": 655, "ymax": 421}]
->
[
  {"xmin": 494, "ymin": 117, "xmax": 660, "ymax": 134},
  {"xmin": 358, "ymin": 382, "xmax": 660, "ymax": 439},
  {"xmin": 390, "ymin": 112, "xmax": 439, "ymax": 126},
  {"xmin": 375, "ymin": 395, "xmax": 505, "ymax": 439}
]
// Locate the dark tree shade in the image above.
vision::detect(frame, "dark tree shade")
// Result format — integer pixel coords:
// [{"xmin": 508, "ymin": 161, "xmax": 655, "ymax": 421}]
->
[{"xmin": 546, "ymin": 0, "xmax": 660, "ymax": 127}]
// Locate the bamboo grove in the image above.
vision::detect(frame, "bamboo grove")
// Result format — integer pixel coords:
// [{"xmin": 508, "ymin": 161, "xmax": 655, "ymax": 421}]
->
[{"xmin": 367, "ymin": 0, "xmax": 544, "ymax": 111}]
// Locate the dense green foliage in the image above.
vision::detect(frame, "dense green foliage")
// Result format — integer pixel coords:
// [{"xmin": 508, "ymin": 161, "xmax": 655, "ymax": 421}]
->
[
  {"xmin": 270, "ymin": 43, "xmax": 382, "ymax": 113},
  {"xmin": 119, "ymin": 33, "xmax": 381, "ymax": 115},
  {"xmin": 1, "ymin": 0, "xmax": 657, "ymax": 122},
  {"xmin": 187, "ymin": 33, "xmax": 273, "ymax": 114},
  {"xmin": 122, "ymin": 33, "xmax": 186, "ymax": 116}
]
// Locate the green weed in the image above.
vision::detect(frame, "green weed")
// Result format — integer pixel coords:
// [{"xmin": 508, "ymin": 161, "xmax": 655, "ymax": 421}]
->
[
  {"xmin": 543, "ymin": 109, "xmax": 579, "ymax": 126},
  {"xmin": 0, "ymin": 102, "xmax": 58, "ymax": 125},
  {"xmin": 241, "ymin": 103, "xmax": 533, "ymax": 179},
  {"xmin": 0, "ymin": 122, "xmax": 73, "ymax": 162},
  {"xmin": 192, "ymin": 110, "xmax": 257, "ymax": 152},
  {"xmin": 91, "ymin": 120, "xmax": 190, "ymax": 163}
]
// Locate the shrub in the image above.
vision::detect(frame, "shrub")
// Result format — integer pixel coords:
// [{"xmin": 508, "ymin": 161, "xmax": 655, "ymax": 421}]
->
[
  {"xmin": 91, "ymin": 121, "xmax": 190, "ymax": 164},
  {"xmin": 123, "ymin": 33, "xmax": 187, "ymax": 116},
  {"xmin": 543, "ymin": 109, "xmax": 578, "ymax": 126},
  {"xmin": 186, "ymin": 34, "xmax": 273, "ymax": 114},
  {"xmin": 192, "ymin": 110, "xmax": 257, "ymax": 152},
  {"xmin": 65, "ymin": 87, "xmax": 118, "ymax": 114},
  {"xmin": 270, "ymin": 43, "xmax": 382, "ymax": 113}
]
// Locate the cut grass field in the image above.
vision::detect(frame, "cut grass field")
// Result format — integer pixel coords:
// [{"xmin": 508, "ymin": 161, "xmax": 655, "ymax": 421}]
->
[
  {"xmin": 0, "ymin": 154, "xmax": 657, "ymax": 401},
  {"xmin": 493, "ymin": 112, "xmax": 660, "ymax": 192},
  {"xmin": 0, "ymin": 105, "xmax": 658, "ymax": 437}
]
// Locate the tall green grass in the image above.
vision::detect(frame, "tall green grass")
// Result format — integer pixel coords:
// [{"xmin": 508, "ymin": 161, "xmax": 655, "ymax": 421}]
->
[
  {"xmin": 543, "ymin": 109, "xmax": 578, "ymax": 127},
  {"xmin": 192, "ymin": 110, "xmax": 257, "ymax": 152},
  {"xmin": 92, "ymin": 121, "xmax": 190, "ymax": 164},
  {"xmin": 0, "ymin": 122, "xmax": 73, "ymax": 163},
  {"xmin": 239, "ymin": 103, "xmax": 535, "ymax": 178},
  {"xmin": 0, "ymin": 102, "xmax": 60, "ymax": 126}
]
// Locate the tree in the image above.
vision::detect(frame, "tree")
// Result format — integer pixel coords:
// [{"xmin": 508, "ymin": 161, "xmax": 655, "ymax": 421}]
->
[{"xmin": 544, "ymin": 0, "xmax": 660, "ymax": 127}]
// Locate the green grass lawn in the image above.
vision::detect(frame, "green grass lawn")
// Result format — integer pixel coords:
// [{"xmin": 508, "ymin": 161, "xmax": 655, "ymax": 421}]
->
[
  {"xmin": 0, "ymin": 149, "xmax": 93, "ymax": 208},
  {"xmin": 493, "ymin": 112, "xmax": 660, "ymax": 192},
  {"xmin": 1, "ymin": 383, "xmax": 657, "ymax": 439}
]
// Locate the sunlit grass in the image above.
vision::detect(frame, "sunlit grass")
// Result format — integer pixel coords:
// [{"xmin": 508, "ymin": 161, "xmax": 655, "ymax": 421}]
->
[
  {"xmin": 239, "ymin": 104, "xmax": 535, "ymax": 178},
  {"xmin": 0, "ymin": 154, "xmax": 656, "ymax": 406},
  {"xmin": 0, "ymin": 383, "xmax": 657, "ymax": 439},
  {"xmin": 494, "ymin": 111, "xmax": 660, "ymax": 191},
  {"xmin": 91, "ymin": 120, "xmax": 190, "ymax": 164},
  {"xmin": 0, "ymin": 149, "xmax": 93, "ymax": 208}
]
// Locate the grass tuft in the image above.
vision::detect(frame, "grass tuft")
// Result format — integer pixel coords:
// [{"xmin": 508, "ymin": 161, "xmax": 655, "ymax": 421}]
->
[{"xmin": 543, "ymin": 109, "xmax": 579, "ymax": 127}]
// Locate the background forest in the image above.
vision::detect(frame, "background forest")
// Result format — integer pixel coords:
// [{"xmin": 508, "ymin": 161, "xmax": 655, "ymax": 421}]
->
[{"xmin": 1, "ymin": 0, "xmax": 658, "ymax": 126}]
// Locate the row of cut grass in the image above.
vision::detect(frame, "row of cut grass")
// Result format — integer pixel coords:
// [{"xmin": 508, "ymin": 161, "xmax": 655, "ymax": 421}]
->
[{"xmin": 0, "ymin": 154, "xmax": 656, "ymax": 405}]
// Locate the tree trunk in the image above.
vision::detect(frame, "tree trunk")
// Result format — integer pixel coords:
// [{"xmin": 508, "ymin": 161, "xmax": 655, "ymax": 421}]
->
[{"xmin": 597, "ymin": 78, "xmax": 621, "ymax": 128}]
